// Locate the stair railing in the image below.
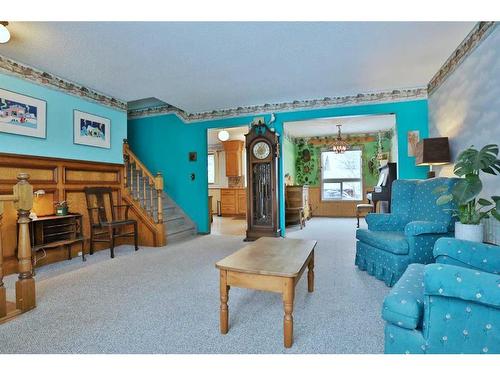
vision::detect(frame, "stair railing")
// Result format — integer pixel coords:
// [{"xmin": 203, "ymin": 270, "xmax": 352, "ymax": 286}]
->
[
  {"xmin": 123, "ymin": 139, "xmax": 164, "ymax": 224},
  {"xmin": 0, "ymin": 173, "xmax": 35, "ymax": 321}
]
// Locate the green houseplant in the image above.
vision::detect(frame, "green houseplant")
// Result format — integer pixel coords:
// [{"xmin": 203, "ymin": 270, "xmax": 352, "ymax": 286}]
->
[{"xmin": 435, "ymin": 144, "xmax": 500, "ymax": 242}]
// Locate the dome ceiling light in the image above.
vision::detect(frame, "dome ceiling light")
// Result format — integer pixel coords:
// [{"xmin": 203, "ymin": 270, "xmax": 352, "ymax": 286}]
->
[
  {"xmin": 0, "ymin": 22, "xmax": 11, "ymax": 44},
  {"xmin": 217, "ymin": 129, "xmax": 230, "ymax": 142}
]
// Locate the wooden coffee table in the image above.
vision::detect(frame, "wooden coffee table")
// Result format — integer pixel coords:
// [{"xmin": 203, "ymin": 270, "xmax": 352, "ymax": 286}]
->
[{"xmin": 215, "ymin": 237, "xmax": 317, "ymax": 348}]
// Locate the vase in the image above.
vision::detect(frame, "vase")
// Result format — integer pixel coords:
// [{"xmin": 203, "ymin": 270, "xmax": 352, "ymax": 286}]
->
[{"xmin": 455, "ymin": 222, "xmax": 484, "ymax": 243}]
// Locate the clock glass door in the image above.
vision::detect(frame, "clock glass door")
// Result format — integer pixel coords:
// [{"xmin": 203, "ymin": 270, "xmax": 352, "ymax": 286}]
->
[{"xmin": 252, "ymin": 162, "xmax": 272, "ymax": 226}]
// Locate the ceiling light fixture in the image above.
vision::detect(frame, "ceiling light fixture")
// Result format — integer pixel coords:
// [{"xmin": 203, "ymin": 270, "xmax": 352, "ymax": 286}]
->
[
  {"xmin": 217, "ymin": 129, "xmax": 230, "ymax": 142},
  {"xmin": 330, "ymin": 124, "xmax": 349, "ymax": 154},
  {"xmin": 0, "ymin": 22, "xmax": 11, "ymax": 44}
]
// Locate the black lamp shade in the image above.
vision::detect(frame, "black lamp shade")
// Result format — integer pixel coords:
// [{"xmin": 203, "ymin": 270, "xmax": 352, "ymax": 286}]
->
[{"xmin": 415, "ymin": 137, "xmax": 450, "ymax": 166}]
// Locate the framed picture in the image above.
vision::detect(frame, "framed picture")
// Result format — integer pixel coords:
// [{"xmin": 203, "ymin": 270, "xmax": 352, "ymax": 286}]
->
[
  {"xmin": 73, "ymin": 110, "xmax": 111, "ymax": 149},
  {"xmin": 0, "ymin": 88, "xmax": 46, "ymax": 139},
  {"xmin": 407, "ymin": 130, "xmax": 420, "ymax": 157}
]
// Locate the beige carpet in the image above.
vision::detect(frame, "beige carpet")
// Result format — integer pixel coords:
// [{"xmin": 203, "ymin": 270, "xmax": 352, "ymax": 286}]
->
[{"xmin": 0, "ymin": 217, "xmax": 390, "ymax": 353}]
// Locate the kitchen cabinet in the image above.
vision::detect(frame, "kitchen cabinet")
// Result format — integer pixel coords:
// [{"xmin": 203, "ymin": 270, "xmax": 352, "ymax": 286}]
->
[
  {"xmin": 222, "ymin": 140, "xmax": 244, "ymax": 177},
  {"xmin": 220, "ymin": 188, "xmax": 247, "ymax": 216}
]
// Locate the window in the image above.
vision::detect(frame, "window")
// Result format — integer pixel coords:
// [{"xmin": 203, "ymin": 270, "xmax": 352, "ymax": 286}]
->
[
  {"xmin": 321, "ymin": 150, "xmax": 363, "ymax": 201},
  {"xmin": 208, "ymin": 153, "xmax": 216, "ymax": 184}
]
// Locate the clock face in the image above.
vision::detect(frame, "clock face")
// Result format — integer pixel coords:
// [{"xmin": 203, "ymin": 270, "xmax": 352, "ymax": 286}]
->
[{"xmin": 252, "ymin": 141, "xmax": 271, "ymax": 160}]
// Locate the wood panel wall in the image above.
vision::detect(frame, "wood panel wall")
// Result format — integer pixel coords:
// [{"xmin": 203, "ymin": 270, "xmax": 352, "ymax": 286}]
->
[
  {"xmin": 0, "ymin": 153, "xmax": 160, "ymax": 275},
  {"xmin": 308, "ymin": 187, "xmax": 372, "ymax": 218}
]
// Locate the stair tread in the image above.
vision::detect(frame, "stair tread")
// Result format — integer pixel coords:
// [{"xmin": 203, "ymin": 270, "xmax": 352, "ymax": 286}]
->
[
  {"xmin": 165, "ymin": 214, "xmax": 184, "ymax": 222},
  {"xmin": 166, "ymin": 224, "xmax": 196, "ymax": 236}
]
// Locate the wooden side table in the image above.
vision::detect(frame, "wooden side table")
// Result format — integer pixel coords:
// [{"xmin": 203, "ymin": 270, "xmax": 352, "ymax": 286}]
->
[
  {"xmin": 215, "ymin": 237, "xmax": 317, "ymax": 348},
  {"xmin": 25, "ymin": 213, "xmax": 86, "ymax": 273}
]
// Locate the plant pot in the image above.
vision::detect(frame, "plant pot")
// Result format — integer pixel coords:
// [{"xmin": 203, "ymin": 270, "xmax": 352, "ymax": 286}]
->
[
  {"xmin": 56, "ymin": 206, "xmax": 68, "ymax": 216},
  {"xmin": 455, "ymin": 222, "xmax": 484, "ymax": 243}
]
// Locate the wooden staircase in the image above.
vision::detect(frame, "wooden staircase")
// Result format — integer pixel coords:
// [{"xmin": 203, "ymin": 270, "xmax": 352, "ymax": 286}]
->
[
  {"xmin": 1, "ymin": 173, "xmax": 36, "ymax": 325},
  {"xmin": 123, "ymin": 140, "xmax": 196, "ymax": 244}
]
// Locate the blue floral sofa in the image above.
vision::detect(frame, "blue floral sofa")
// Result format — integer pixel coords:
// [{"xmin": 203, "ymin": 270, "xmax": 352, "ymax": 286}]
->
[
  {"xmin": 383, "ymin": 238, "xmax": 500, "ymax": 354},
  {"xmin": 355, "ymin": 178, "xmax": 457, "ymax": 286}
]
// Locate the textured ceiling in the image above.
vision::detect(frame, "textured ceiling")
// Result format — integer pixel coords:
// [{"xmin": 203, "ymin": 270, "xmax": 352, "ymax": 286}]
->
[
  {"xmin": 1, "ymin": 22, "xmax": 474, "ymax": 113},
  {"xmin": 285, "ymin": 114, "xmax": 395, "ymax": 138}
]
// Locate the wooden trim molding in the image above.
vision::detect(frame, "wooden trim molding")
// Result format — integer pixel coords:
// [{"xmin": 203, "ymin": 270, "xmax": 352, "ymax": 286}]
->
[
  {"xmin": 428, "ymin": 22, "xmax": 496, "ymax": 94},
  {"xmin": 0, "ymin": 152, "xmax": 163, "ymax": 274}
]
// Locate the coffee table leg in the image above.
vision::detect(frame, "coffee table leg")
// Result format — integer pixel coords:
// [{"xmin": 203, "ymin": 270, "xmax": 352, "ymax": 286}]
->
[
  {"xmin": 307, "ymin": 251, "xmax": 314, "ymax": 293},
  {"xmin": 283, "ymin": 278, "xmax": 295, "ymax": 348},
  {"xmin": 220, "ymin": 270, "xmax": 229, "ymax": 334}
]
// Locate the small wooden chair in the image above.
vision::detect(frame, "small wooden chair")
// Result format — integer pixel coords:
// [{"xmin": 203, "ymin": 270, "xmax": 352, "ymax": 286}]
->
[
  {"xmin": 84, "ymin": 187, "xmax": 139, "ymax": 258},
  {"xmin": 356, "ymin": 203, "xmax": 374, "ymax": 228},
  {"xmin": 285, "ymin": 189, "xmax": 306, "ymax": 230}
]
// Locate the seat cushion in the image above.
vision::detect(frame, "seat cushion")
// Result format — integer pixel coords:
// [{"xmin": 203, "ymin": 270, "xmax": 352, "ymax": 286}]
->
[
  {"xmin": 382, "ymin": 263, "xmax": 425, "ymax": 329},
  {"xmin": 356, "ymin": 229, "xmax": 409, "ymax": 255}
]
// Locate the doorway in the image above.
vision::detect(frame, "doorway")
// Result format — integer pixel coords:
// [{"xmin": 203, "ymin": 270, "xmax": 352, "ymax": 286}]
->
[
  {"xmin": 207, "ymin": 126, "xmax": 248, "ymax": 236},
  {"xmin": 283, "ymin": 113, "xmax": 398, "ymax": 226}
]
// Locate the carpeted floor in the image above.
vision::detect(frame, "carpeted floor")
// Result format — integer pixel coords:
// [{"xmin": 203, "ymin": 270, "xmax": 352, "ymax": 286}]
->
[{"xmin": 0, "ymin": 217, "xmax": 390, "ymax": 354}]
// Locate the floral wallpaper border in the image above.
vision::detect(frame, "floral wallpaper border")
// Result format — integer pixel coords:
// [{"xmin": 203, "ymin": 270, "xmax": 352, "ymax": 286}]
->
[
  {"xmin": 428, "ymin": 22, "xmax": 496, "ymax": 94},
  {"xmin": 3, "ymin": 23, "xmax": 494, "ymax": 119},
  {"xmin": 127, "ymin": 87, "xmax": 427, "ymax": 122},
  {"xmin": 0, "ymin": 54, "xmax": 128, "ymax": 111}
]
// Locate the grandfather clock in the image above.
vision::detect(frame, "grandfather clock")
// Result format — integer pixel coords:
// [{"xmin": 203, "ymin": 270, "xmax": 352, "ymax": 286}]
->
[{"xmin": 245, "ymin": 121, "xmax": 281, "ymax": 241}]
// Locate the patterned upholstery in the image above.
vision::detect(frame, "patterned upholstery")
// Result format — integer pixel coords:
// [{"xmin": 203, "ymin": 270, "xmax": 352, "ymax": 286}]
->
[
  {"xmin": 355, "ymin": 178, "xmax": 458, "ymax": 286},
  {"xmin": 382, "ymin": 263, "xmax": 425, "ymax": 329},
  {"xmin": 384, "ymin": 238, "xmax": 500, "ymax": 354},
  {"xmin": 356, "ymin": 230, "xmax": 409, "ymax": 255}
]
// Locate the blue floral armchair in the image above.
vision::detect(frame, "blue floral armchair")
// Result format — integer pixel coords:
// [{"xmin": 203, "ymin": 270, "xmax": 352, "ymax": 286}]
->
[
  {"xmin": 383, "ymin": 238, "xmax": 500, "ymax": 354},
  {"xmin": 355, "ymin": 178, "xmax": 458, "ymax": 286}
]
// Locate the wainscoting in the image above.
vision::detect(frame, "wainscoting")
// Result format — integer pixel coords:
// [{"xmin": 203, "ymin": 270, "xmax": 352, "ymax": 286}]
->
[
  {"xmin": 0, "ymin": 153, "xmax": 161, "ymax": 275},
  {"xmin": 308, "ymin": 187, "xmax": 372, "ymax": 217}
]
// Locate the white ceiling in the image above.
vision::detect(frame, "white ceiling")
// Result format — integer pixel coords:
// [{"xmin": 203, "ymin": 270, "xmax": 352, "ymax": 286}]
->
[
  {"xmin": 285, "ymin": 114, "xmax": 395, "ymax": 138},
  {"xmin": 1, "ymin": 22, "xmax": 474, "ymax": 113}
]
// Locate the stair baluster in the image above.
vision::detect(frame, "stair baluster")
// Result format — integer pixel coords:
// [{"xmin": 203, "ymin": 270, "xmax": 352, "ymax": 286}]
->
[
  {"xmin": 136, "ymin": 167, "xmax": 140, "ymax": 201},
  {"xmin": 123, "ymin": 155, "xmax": 129, "ymax": 189},
  {"xmin": 143, "ymin": 174, "xmax": 147, "ymax": 209},
  {"xmin": 123, "ymin": 140, "xmax": 164, "ymax": 225},
  {"xmin": 148, "ymin": 179, "xmax": 154, "ymax": 216}
]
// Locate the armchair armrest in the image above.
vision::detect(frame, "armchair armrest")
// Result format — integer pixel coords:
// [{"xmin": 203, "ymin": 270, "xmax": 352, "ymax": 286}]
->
[
  {"xmin": 404, "ymin": 221, "xmax": 448, "ymax": 237},
  {"xmin": 365, "ymin": 213, "xmax": 408, "ymax": 231},
  {"xmin": 424, "ymin": 263, "xmax": 500, "ymax": 309},
  {"xmin": 433, "ymin": 237, "xmax": 500, "ymax": 274}
]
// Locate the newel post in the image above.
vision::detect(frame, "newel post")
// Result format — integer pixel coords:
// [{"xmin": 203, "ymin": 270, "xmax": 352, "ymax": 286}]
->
[
  {"xmin": 155, "ymin": 172, "xmax": 164, "ymax": 224},
  {"xmin": 13, "ymin": 173, "xmax": 36, "ymax": 312},
  {"xmin": 0, "ymin": 204, "xmax": 6, "ymax": 318}
]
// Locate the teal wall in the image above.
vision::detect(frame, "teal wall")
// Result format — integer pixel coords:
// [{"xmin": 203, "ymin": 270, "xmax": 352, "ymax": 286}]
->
[
  {"xmin": 283, "ymin": 137, "xmax": 297, "ymax": 184},
  {"xmin": 128, "ymin": 99, "xmax": 429, "ymax": 235},
  {"xmin": 0, "ymin": 72, "xmax": 127, "ymax": 164}
]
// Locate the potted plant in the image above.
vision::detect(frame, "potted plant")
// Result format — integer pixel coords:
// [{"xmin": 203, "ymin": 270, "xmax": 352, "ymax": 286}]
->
[
  {"xmin": 54, "ymin": 201, "xmax": 68, "ymax": 216},
  {"xmin": 435, "ymin": 144, "xmax": 500, "ymax": 242}
]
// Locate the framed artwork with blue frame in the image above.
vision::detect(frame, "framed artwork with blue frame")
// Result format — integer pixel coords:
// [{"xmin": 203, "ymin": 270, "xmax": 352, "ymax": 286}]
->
[
  {"xmin": 73, "ymin": 110, "xmax": 111, "ymax": 149},
  {"xmin": 0, "ymin": 88, "xmax": 47, "ymax": 139}
]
